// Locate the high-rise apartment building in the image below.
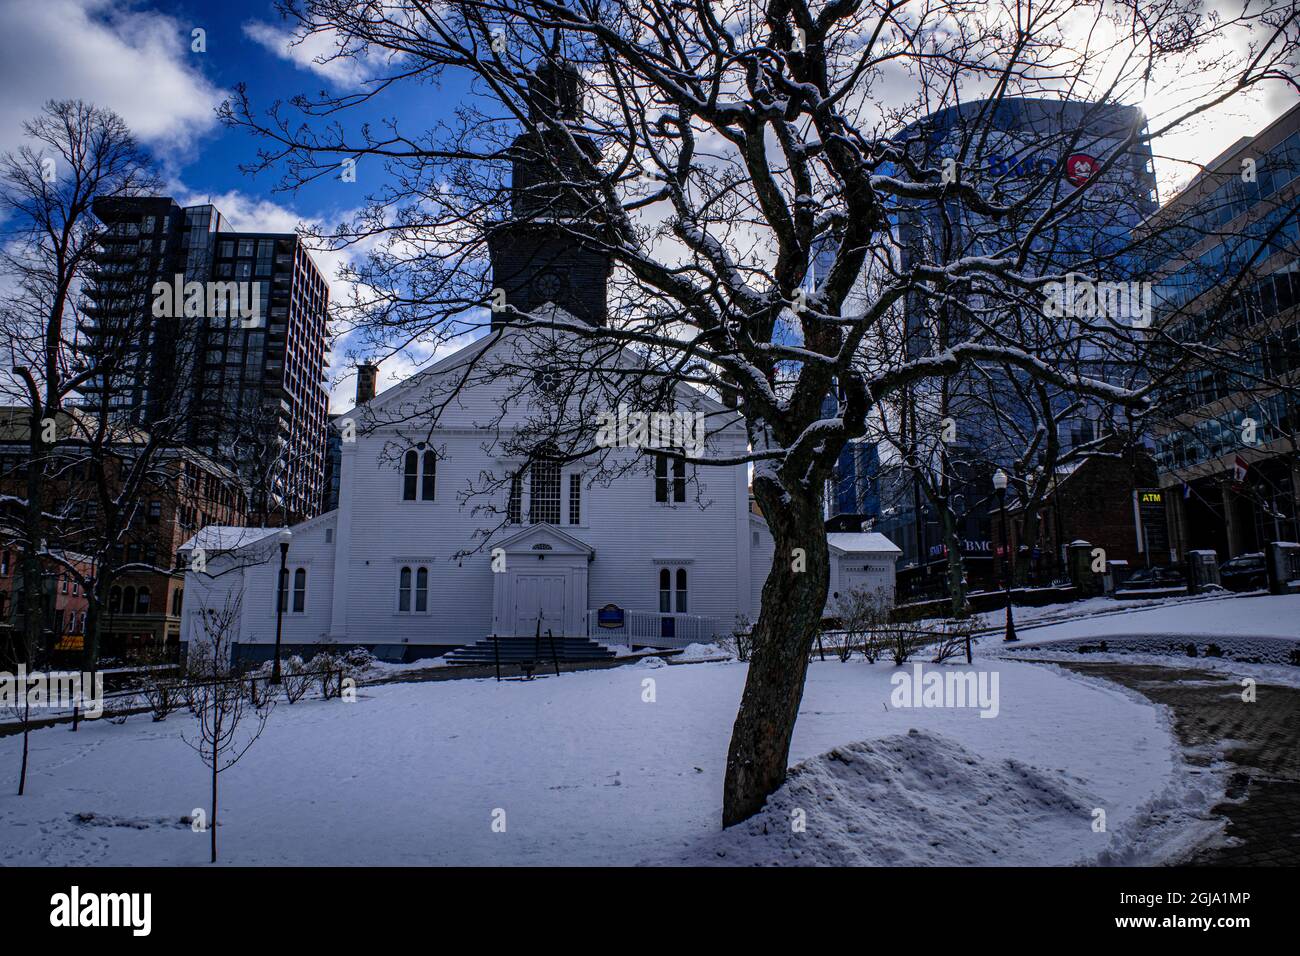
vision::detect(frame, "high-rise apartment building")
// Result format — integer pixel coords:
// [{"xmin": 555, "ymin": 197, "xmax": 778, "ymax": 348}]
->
[{"xmin": 83, "ymin": 197, "xmax": 330, "ymax": 523}]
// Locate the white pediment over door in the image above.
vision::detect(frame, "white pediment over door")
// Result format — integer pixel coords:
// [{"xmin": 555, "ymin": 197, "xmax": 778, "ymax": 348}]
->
[{"xmin": 494, "ymin": 522, "xmax": 594, "ymax": 558}]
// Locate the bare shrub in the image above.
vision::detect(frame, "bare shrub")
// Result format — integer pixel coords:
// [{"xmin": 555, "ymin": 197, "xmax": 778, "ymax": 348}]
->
[
  {"xmin": 721, "ymin": 614, "xmax": 755, "ymax": 662},
  {"xmin": 137, "ymin": 646, "xmax": 185, "ymax": 722},
  {"xmin": 930, "ymin": 619, "xmax": 976, "ymax": 664},
  {"xmin": 838, "ymin": 588, "xmax": 891, "ymax": 663},
  {"xmin": 340, "ymin": 646, "xmax": 376, "ymax": 671},
  {"xmin": 828, "ymin": 628, "xmax": 854, "ymax": 663},
  {"xmin": 861, "ymin": 629, "xmax": 884, "ymax": 664},
  {"xmin": 313, "ymin": 651, "xmax": 343, "ymax": 700},
  {"xmin": 248, "ymin": 672, "xmax": 277, "ymax": 708},
  {"xmin": 885, "ymin": 622, "xmax": 926, "ymax": 666},
  {"xmin": 277, "ymin": 656, "xmax": 314, "ymax": 704},
  {"xmin": 142, "ymin": 678, "xmax": 184, "ymax": 722}
]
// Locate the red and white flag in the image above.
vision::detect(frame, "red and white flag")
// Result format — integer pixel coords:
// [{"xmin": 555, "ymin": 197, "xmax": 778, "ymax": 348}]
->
[{"xmin": 1233, "ymin": 456, "xmax": 1249, "ymax": 483}]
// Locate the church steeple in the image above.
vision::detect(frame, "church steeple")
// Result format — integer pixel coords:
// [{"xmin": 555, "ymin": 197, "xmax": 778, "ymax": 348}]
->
[
  {"xmin": 527, "ymin": 56, "xmax": 584, "ymax": 124},
  {"xmin": 488, "ymin": 48, "xmax": 611, "ymax": 328}
]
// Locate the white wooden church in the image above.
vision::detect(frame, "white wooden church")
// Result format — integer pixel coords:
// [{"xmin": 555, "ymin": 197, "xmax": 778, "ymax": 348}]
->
[{"xmin": 179, "ymin": 60, "xmax": 899, "ymax": 664}]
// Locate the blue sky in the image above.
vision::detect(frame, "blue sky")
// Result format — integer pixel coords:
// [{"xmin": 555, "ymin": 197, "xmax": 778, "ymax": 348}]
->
[
  {"xmin": 149, "ymin": 0, "xmax": 477, "ymax": 217},
  {"xmin": 0, "ymin": 0, "xmax": 483, "ymax": 408},
  {"xmin": 0, "ymin": 0, "xmax": 467, "ymax": 223}
]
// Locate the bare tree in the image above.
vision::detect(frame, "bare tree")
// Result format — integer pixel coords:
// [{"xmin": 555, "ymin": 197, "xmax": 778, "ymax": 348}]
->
[
  {"xmin": 0, "ymin": 100, "xmax": 161, "ymax": 671},
  {"xmin": 182, "ymin": 594, "xmax": 273, "ymax": 864},
  {"xmin": 224, "ymin": 0, "xmax": 1299, "ymax": 824}
]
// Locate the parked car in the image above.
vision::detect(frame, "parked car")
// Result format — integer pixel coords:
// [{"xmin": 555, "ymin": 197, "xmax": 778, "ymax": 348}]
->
[
  {"xmin": 1115, "ymin": 565, "xmax": 1187, "ymax": 594},
  {"xmin": 1219, "ymin": 553, "xmax": 1268, "ymax": 592}
]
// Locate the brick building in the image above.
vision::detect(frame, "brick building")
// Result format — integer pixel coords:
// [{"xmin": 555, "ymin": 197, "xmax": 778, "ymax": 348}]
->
[
  {"xmin": 0, "ymin": 551, "xmax": 92, "ymax": 665},
  {"xmin": 0, "ymin": 408, "xmax": 248, "ymax": 661},
  {"xmin": 990, "ymin": 447, "xmax": 1163, "ymax": 585}
]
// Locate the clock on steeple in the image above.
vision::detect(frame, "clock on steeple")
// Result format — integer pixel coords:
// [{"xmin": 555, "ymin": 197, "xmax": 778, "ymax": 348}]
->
[{"xmin": 487, "ymin": 52, "xmax": 611, "ymax": 328}]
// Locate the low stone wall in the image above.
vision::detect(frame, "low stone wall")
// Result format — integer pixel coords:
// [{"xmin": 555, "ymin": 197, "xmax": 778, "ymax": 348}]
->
[{"xmin": 889, "ymin": 585, "xmax": 1078, "ymax": 623}]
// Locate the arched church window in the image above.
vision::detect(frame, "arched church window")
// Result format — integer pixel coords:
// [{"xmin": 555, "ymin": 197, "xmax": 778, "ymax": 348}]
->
[
  {"xmin": 421, "ymin": 451, "xmax": 437, "ymax": 501},
  {"xmin": 403, "ymin": 450, "xmax": 418, "ymax": 500},
  {"xmin": 398, "ymin": 566, "xmax": 412, "ymax": 612}
]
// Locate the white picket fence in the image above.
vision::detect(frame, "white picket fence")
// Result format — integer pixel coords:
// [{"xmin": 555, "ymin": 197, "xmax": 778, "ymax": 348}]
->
[{"xmin": 587, "ymin": 609, "xmax": 724, "ymax": 649}]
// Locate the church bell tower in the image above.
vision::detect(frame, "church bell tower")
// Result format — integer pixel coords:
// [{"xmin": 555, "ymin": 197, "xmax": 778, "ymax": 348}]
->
[{"xmin": 488, "ymin": 55, "xmax": 611, "ymax": 328}]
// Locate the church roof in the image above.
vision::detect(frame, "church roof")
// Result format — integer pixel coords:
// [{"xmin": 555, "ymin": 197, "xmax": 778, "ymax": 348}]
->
[
  {"xmin": 827, "ymin": 532, "xmax": 903, "ymax": 555},
  {"xmin": 343, "ymin": 314, "xmax": 735, "ymax": 426}
]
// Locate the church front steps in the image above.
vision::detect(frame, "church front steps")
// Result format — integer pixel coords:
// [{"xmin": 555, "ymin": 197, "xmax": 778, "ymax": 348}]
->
[{"xmin": 443, "ymin": 634, "xmax": 617, "ymax": 665}]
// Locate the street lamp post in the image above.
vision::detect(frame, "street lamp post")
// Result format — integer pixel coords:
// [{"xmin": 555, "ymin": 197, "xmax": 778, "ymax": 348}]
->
[
  {"xmin": 993, "ymin": 469, "xmax": 1018, "ymax": 643},
  {"xmin": 271, "ymin": 527, "xmax": 292, "ymax": 684}
]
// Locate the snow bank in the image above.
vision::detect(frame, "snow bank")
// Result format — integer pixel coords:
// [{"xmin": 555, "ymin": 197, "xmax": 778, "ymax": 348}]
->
[
  {"xmin": 672, "ymin": 729, "xmax": 1096, "ymax": 866},
  {"xmin": 675, "ymin": 642, "xmax": 731, "ymax": 661},
  {"xmin": 1006, "ymin": 634, "xmax": 1300, "ymax": 666},
  {"xmin": 992, "ymin": 594, "xmax": 1300, "ymax": 684}
]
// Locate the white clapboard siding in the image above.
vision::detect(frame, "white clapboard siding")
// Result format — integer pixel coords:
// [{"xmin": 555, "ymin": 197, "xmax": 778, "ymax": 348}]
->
[{"xmin": 182, "ymin": 328, "xmax": 899, "ymax": 656}]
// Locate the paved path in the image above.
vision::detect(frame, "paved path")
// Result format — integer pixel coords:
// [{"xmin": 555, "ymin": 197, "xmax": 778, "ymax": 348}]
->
[{"xmin": 1053, "ymin": 661, "xmax": 1300, "ymax": 866}]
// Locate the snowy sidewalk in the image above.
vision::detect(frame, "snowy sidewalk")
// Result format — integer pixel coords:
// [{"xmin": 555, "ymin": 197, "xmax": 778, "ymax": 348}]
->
[{"xmin": 1054, "ymin": 660, "xmax": 1300, "ymax": 866}]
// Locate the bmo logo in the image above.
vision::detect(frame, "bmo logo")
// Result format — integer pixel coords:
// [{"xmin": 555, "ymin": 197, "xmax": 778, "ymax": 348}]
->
[
  {"xmin": 986, "ymin": 154, "xmax": 1054, "ymax": 178},
  {"xmin": 984, "ymin": 151, "xmax": 1100, "ymax": 187},
  {"xmin": 1065, "ymin": 153, "xmax": 1099, "ymax": 186}
]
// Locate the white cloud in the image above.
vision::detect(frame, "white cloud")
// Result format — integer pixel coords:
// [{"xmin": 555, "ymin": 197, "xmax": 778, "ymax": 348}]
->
[
  {"xmin": 0, "ymin": 0, "xmax": 225, "ymax": 159},
  {"xmin": 241, "ymin": 19, "xmax": 377, "ymax": 88}
]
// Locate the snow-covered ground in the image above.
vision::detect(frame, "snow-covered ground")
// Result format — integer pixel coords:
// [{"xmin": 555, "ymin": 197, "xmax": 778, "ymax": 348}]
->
[{"xmin": 0, "ymin": 654, "xmax": 1214, "ymax": 867}]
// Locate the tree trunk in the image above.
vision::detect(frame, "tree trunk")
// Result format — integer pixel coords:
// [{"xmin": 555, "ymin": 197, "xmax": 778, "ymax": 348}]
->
[
  {"xmin": 942, "ymin": 508, "xmax": 966, "ymax": 619},
  {"xmin": 21, "ymin": 408, "xmax": 48, "ymax": 670},
  {"xmin": 211, "ymin": 746, "xmax": 219, "ymax": 863},
  {"xmin": 722, "ymin": 483, "xmax": 828, "ymax": 827},
  {"xmin": 18, "ymin": 697, "xmax": 30, "ymax": 796},
  {"xmin": 1019, "ymin": 507, "xmax": 1042, "ymax": 586},
  {"xmin": 82, "ymin": 578, "xmax": 105, "ymax": 674}
]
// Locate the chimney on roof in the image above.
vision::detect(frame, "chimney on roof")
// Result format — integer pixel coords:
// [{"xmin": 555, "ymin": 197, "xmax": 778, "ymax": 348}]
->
[{"xmin": 355, "ymin": 363, "xmax": 378, "ymax": 405}]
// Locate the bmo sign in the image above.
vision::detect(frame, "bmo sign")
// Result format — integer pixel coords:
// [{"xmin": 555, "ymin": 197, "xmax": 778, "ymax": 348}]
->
[
  {"xmin": 1064, "ymin": 153, "xmax": 1099, "ymax": 186},
  {"xmin": 986, "ymin": 152, "xmax": 1099, "ymax": 187}
]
